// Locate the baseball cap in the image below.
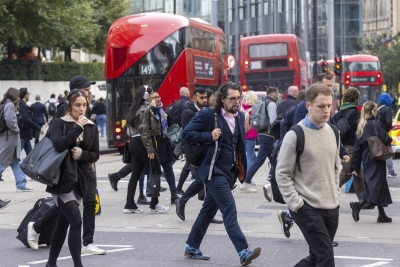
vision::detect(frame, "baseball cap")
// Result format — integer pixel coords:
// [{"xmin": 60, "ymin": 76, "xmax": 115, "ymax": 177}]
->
[{"xmin": 69, "ymin": 75, "xmax": 96, "ymax": 90}]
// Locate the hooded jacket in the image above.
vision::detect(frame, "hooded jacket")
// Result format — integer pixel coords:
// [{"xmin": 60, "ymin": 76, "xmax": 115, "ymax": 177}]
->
[{"xmin": 377, "ymin": 93, "xmax": 393, "ymax": 133}]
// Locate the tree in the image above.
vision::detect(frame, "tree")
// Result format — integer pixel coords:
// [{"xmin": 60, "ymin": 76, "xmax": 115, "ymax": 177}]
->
[{"xmin": 359, "ymin": 34, "xmax": 400, "ymax": 92}]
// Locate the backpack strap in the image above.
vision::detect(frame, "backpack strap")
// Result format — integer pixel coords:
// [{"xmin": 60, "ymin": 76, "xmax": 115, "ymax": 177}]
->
[
  {"xmin": 328, "ymin": 123, "xmax": 339, "ymax": 148},
  {"xmin": 290, "ymin": 125, "xmax": 304, "ymax": 172}
]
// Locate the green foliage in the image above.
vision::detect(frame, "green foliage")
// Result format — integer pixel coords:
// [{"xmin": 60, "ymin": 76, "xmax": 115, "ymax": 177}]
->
[
  {"xmin": 0, "ymin": 59, "xmax": 104, "ymax": 81},
  {"xmin": 359, "ymin": 35, "xmax": 400, "ymax": 92}
]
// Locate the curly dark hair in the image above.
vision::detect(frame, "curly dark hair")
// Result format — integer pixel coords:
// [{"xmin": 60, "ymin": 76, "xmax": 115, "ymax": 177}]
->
[
  {"xmin": 213, "ymin": 82, "xmax": 242, "ymax": 113},
  {"xmin": 343, "ymin": 87, "xmax": 360, "ymax": 103}
]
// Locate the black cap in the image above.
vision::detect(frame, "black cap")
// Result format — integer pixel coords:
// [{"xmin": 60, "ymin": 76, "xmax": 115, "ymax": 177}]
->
[{"xmin": 69, "ymin": 75, "xmax": 96, "ymax": 90}]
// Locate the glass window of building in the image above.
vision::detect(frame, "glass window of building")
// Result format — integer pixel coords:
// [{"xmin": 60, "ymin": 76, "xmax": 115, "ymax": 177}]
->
[{"xmin": 264, "ymin": 1, "xmax": 269, "ymax": 15}]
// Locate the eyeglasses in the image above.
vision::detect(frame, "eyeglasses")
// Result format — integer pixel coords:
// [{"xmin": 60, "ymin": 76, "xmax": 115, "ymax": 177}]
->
[{"xmin": 226, "ymin": 96, "xmax": 242, "ymax": 102}]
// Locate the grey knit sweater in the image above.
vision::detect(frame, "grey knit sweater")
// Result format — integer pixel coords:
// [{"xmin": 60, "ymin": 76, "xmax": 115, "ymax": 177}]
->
[{"xmin": 276, "ymin": 121, "xmax": 341, "ymax": 212}]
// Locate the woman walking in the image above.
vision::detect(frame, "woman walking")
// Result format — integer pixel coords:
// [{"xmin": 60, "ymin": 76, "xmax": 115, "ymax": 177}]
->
[
  {"xmin": 92, "ymin": 97, "xmax": 107, "ymax": 137},
  {"xmin": 46, "ymin": 90, "xmax": 99, "ymax": 267},
  {"xmin": 124, "ymin": 85, "xmax": 169, "ymax": 214},
  {"xmin": 0, "ymin": 87, "xmax": 33, "ymax": 192},
  {"xmin": 239, "ymin": 90, "xmax": 258, "ymax": 193},
  {"xmin": 350, "ymin": 101, "xmax": 393, "ymax": 223}
]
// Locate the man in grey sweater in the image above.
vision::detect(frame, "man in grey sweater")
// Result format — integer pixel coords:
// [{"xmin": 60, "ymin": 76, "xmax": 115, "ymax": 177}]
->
[{"xmin": 276, "ymin": 83, "xmax": 341, "ymax": 267}]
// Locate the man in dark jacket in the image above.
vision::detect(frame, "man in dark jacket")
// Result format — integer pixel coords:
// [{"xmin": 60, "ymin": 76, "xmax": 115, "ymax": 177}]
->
[
  {"xmin": 277, "ymin": 86, "xmax": 299, "ymax": 115},
  {"xmin": 172, "ymin": 87, "xmax": 191, "ymax": 157},
  {"xmin": 377, "ymin": 93, "xmax": 397, "ymax": 178},
  {"xmin": 175, "ymin": 88, "xmax": 222, "ymax": 224},
  {"xmin": 31, "ymin": 95, "xmax": 48, "ymax": 146},
  {"xmin": 18, "ymin": 88, "xmax": 43, "ymax": 155}
]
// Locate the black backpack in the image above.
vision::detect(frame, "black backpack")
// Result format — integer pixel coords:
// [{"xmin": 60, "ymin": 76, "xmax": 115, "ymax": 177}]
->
[
  {"xmin": 335, "ymin": 109, "xmax": 356, "ymax": 139},
  {"xmin": 48, "ymin": 102, "xmax": 57, "ymax": 116},
  {"xmin": 167, "ymin": 99, "xmax": 184, "ymax": 126},
  {"xmin": 0, "ymin": 103, "xmax": 7, "ymax": 133}
]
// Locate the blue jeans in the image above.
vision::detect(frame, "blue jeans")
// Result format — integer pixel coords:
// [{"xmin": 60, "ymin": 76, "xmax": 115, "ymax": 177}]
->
[
  {"xmin": 245, "ymin": 134, "xmax": 275, "ymax": 183},
  {"xmin": 245, "ymin": 138, "xmax": 256, "ymax": 172},
  {"xmin": 20, "ymin": 139, "xmax": 32, "ymax": 155},
  {"xmin": 186, "ymin": 174, "xmax": 248, "ymax": 253},
  {"xmin": 96, "ymin": 114, "xmax": 106, "ymax": 137},
  {"xmin": 0, "ymin": 162, "xmax": 27, "ymax": 188}
]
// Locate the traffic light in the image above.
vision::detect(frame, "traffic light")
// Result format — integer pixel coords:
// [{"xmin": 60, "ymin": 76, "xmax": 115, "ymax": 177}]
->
[
  {"xmin": 334, "ymin": 56, "xmax": 342, "ymax": 76},
  {"xmin": 321, "ymin": 60, "xmax": 329, "ymax": 73}
]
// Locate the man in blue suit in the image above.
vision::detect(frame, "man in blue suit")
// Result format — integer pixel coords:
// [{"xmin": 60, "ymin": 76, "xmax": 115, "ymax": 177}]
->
[
  {"xmin": 182, "ymin": 82, "xmax": 261, "ymax": 266},
  {"xmin": 30, "ymin": 95, "xmax": 48, "ymax": 146}
]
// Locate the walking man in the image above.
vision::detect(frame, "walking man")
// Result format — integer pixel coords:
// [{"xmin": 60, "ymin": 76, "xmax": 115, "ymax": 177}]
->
[
  {"xmin": 31, "ymin": 95, "xmax": 48, "ymax": 146},
  {"xmin": 276, "ymin": 83, "xmax": 341, "ymax": 267},
  {"xmin": 277, "ymin": 86, "xmax": 299, "ymax": 115},
  {"xmin": 182, "ymin": 82, "xmax": 261, "ymax": 266}
]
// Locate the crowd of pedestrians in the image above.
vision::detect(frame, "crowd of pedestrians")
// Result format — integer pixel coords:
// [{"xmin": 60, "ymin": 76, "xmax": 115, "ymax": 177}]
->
[{"xmin": 0, "ymin": 73, "xmax": 397, "ymax": 267}]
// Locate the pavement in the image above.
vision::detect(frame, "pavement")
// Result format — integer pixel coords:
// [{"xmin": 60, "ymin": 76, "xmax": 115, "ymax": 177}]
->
[{"xmin": 1, "ymin": 151, "xmax": 400, "ymax": 267}]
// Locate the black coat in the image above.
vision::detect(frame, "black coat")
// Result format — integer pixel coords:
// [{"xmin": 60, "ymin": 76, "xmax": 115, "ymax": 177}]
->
[
  {"xmin": 181, "ymin": 101, "xmax": 199, "ymax": 130},
  {"xmin": 18, "ymin": 100, "xmax": 41, "ymax": 140},
  {"xmin": 351, "ymin": 118, "xmax": 393, "ymax": 207},
  {"xmin": 276, "ymin": 95, "xmax": 297, "ymax": 115},
  {"xmin": 377, "ymin": 105, "xmax": 392, "ymax": 132},
  {"xmin": 333, "ymin": 107, "xmax": 360, "ymax": 146},
  {"xmin": 46, "ymin": 118, "xmax": 99, "ymax": 197},
  {"xmin": 31, "ymin": 102, "xmax": 49, "ymax": 124},
  {"xmin": 92, "ymin": 102, "xmax": 106, "ymax": 116}
]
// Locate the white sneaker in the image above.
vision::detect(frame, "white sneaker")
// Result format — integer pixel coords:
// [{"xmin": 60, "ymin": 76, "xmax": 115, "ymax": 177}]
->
[
  {"xmin": 263, "ymin": 184, "xmax": 273, "ymax": 202},
  {"xmin": 240, "ymin": 183, "xmax": 257, "ymax": 193},
  {"xmin": 149, "ymin": 204, "xmax": 170, "ymax": 213},
  {"xmin": 249, "ymin": 181, "xmax": 257, "ymax": 187},
  {"xmin": 17, "ymin": 186, "xmax": 33, "ymax": 192},
  {"xmin": 123, "ymin": 208, "xmax": 143, "ymax": 214},
  {"xmin": 27, "ymin": 222, "xmax": 39, "ymax": 250},
  {"xmin": 81, "ymin": 243, "xmax": 106, "ymax": 255}
]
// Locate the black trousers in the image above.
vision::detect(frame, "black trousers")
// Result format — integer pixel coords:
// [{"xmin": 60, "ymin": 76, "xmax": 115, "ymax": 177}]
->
[
  {"xmin": 290, "ymin": 203, "xmax": 339, "ymax": 267},
  {"xmin": 180, "ymin": 177, "xmax": 204, "ymax": 205},
  {"xmin": 34, "ymin": 165, "xmax": 97, "ymax": 246}
]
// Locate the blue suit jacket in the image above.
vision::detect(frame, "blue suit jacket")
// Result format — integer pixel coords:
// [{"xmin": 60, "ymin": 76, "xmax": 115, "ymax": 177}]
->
[
  {"xmin": 31, "ymin": 102, "xmax": 48, "ymax": 124},
  {"xmin": 182, "ymin": 108, "xmax": 247, "ymax": 183}
]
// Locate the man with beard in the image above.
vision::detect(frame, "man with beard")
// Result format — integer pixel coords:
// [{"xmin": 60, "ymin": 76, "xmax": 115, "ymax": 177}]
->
[{"xmin": 181, "ymin": 82, "xmax": 261, "ymax": 266}]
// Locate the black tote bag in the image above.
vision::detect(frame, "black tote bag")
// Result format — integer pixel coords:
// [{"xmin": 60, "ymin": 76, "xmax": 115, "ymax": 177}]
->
[
  {"xmin": 122, "ymin": 142, "xmax": 131, "ymax": 164},
  {"xmin": 146, "ymin": 159, "xmax": 161, "ymax": 198},
  {"xmin": 20, "ymin": 136, "xmax": 68, "ymax": 186}
]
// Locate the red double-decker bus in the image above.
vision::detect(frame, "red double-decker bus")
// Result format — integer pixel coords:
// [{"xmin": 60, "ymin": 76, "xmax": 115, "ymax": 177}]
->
[
  {"xmin": 342, "ymin": 54, "xmax": 383, "ymax": 104},
  {"xmin": 239, "ymin": 34, "xmax": 308, "ymax": 96},
  {"xmin": 105, "ymin": 13, "xmax": 229, "ymax": 151}
]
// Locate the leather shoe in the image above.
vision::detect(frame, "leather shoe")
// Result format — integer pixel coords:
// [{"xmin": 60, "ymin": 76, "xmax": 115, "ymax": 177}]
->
[
  {"xmin": 137, "ymin": 195, "xmax": 150, "ymax": 205},
  {"xmin": 377, "ymin": 215, "xmax": 392, "ymax": 223},
  {"xmin": 211, "ymin": 218, "xmax": 223, "ymax": 224},
  {"xmin": 175, "ymin": 199, "xmax": 185, "ymax": 221},
  {"xmin": 160, "ymin": 186, "xmax": 167, "ymax": 192},
  {"xmin": 108, "ymin": 173, "xmax": 118, "ymax": 192},
  {"xmin": 350, "ymin": 202, "xmax": 361, "ymax": 222}
]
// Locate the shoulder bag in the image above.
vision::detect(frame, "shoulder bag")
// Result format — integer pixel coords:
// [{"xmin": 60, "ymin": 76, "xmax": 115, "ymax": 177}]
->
[
  {"xmin": 20, "ymin": 125, "xmax": 68, "ymax": 186},
  {"xmin": 367, "ymin": 121, "xmax": 394, "ymax": 161}
]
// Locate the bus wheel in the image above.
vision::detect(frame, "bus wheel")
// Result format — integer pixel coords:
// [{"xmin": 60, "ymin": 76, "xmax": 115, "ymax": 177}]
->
[{"xmin": 117, "ymin": 146, "xmax": 124, "ymax": 155}]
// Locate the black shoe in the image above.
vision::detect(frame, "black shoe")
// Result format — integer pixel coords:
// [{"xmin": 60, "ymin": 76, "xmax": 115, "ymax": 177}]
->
[
  {"xmin": 160, "ymin": 186, "xmax": 167, "ymax": 192},
  {"xmin": 332, "ymin": 241, "xmax": 339, "ymax": 247},
  {"xmin": 175, "ymin": 199, "xmax": 185, "ymax": 221},
  {"xmin": 0, "ymin": 199, "xmax": 12, "ymax": 210},
  {"xmin": 137, "ymin": 195, "xmax": 150, "ymax": 205},
  {"xmin": 108, "ymin": 173, "xmax": 119, "ymax": 192},
  {"xmin": 277, "ymin": 210, "xmax": 293, "ymax": 238},
  {"xmin": 0, "ymin": 178, "xmax": 3, "ymax": 181},
  {"xmin": 377, "ymin": 215, "xmax": 392, "ymax": 223},
  {"xmin": 350, "ymin": 202, "xmax": 361, "ymax": 222},
  {"xmin": 211, "ymin": 218, "xmax": 223, "ymax": 224},
  {"xmin": 362, "ymin": 203, "xmax": 376, "ymax": 209},
  {"xmin": 177, "ymin": 189, "xmax": 185, "ymax": 195}
]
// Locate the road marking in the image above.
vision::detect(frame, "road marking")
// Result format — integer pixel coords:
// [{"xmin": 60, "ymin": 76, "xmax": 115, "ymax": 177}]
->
[
  {"xmin": 27, "ymin": 247, "xmax": 134, "ymax": 265},
  {"xmin": 359, "ymin": 262, "xmax": 391, "ymax": 267},
  {"xmin": 335, "ymin": 256, "xmax": 393, "ymax": 261}
]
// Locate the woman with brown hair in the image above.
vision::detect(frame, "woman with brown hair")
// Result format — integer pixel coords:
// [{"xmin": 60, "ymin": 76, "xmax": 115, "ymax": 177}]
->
[
  {"xmin": 0, "ymin": 87, "xmax": 33, "ymax": 191},
  {"xmin": 45, "ymin": 90, "xmax": 99, "ymax": 267},
  {"xmin": 350, "ymin": 101, "xmax": 393, "ymax": 223}
]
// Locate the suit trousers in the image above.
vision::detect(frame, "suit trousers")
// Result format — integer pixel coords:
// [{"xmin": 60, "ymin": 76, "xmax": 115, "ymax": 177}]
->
[
  {"xmin": 290, "ymin": 203, "xmax": 339, "ymax": 267},
  {"xmin": 186, "ymin": 173, "xmax": 248, "ymax": 253},
  {"xmin": 180, "ymin": 176, "xmax": 203, "ymax": 205}
]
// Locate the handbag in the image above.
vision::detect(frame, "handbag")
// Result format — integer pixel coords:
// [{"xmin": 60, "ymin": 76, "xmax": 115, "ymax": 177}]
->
[
  {"xmin": 367, "ymin": 122, "xmax": 394, "ymax": 161},
  {"xmin": 20, "ymin": 136, "xmax": 68, "ymax": 186},
  {"xmin": 166, "ymin": 123, "xmax": 182, "ymax": 147},
  {"xmin": 122, "ymin": 142, "xmax": 131, "ymax": 164},
  {"xmin": 145, "ymin": 159, "xmax": 161, "ymax": 198}
]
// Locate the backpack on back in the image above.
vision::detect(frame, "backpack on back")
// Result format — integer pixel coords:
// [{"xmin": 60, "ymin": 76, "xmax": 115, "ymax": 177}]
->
[
  {"xmin": 167, "ymin": 99, "xmax": 184, "ymax": 126},
  {"xmin": 335, "ymin": 109, "xmax": 356, "ymax": 139},
  {"xmin": 0, "ymin": 103, "xmax": 7, "ymax": 133},
  {"xmin": 48, "ymin": 102, "xmax": 57, "ymax": 116},
  {"xmin": 249, "ymin": 99, "xmax": 272, "ymax": 131}
]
